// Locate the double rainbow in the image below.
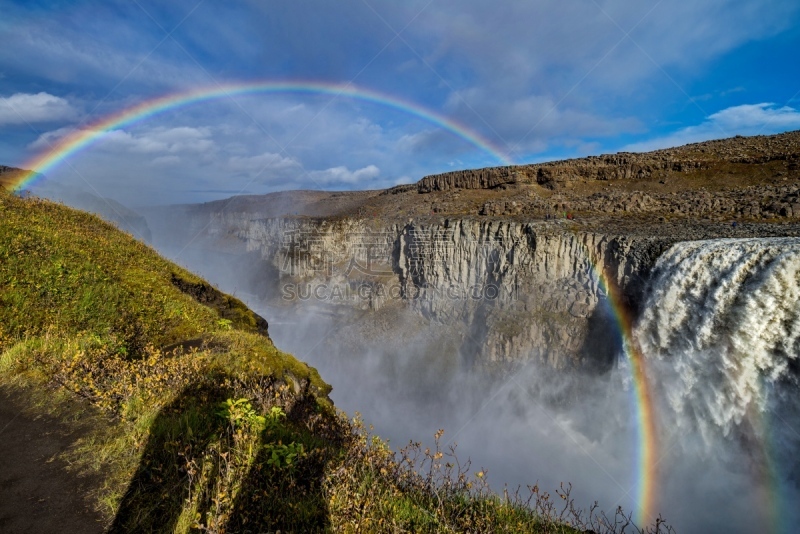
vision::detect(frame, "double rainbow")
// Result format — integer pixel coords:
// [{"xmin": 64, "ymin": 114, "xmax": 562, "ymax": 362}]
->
[{"xmin": 8, "ymin": 81, "xmax": 512, "ymax": 191}]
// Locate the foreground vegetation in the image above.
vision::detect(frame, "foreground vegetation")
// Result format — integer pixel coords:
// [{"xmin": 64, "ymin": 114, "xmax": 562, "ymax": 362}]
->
[{"xmin": 0, "ymin": 189, "xmax": 670, "ymax": 532}]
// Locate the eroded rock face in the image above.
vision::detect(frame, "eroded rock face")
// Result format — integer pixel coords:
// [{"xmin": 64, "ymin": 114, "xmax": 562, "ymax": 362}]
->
[
  {"xmin": 222, "ymin": 216, "xmax": 672, "ymax": 370},
  {"xmin": 418, "ymin": 168, "xmax": 521, "ymax": 193},
  {"xmin": 416, "ymin": 130, "xmax": 800, "ymax": 193},
  {"xmin": 508, "ymin": 183, "xmax": 800, "ymax": 220}
]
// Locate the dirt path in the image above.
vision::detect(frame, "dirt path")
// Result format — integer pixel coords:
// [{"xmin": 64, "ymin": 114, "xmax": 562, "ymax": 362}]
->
[{"xmin": 0, "ymin": 388, "xmax": 105, "ymax": 533}]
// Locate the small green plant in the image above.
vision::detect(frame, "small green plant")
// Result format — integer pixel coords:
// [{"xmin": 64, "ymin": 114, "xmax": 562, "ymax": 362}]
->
[
  {"xmin": 264, "ymin": 441, "xmax": 305, "ymax": 469},
  {"xmin": 217, "ymin": 398, "xmax": 266, "ymax": 430},
  {"xmin": 217, "ymin": 318, "xmax": 233, "ymax": 330},
  {"xmin": 265, "ymin": 405, "xmax": 286, "ymax": 429}
]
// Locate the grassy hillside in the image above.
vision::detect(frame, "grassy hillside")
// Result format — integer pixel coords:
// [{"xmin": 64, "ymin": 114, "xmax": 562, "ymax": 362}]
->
[{"xmin": 0, "ymin": 189, "xmax": 662, "ymax": 533}]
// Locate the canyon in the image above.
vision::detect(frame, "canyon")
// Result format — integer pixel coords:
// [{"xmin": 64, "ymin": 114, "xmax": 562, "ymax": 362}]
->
[
  {"xmin": 143, "ymin": 131, "xmax": 800, "ymax": 373},
  {"xmin": 134, "ymin": 132, "xmax": 800, "ymax": 533},
  {"xmin": 5, "ymin": 131, "xmax": 800, "ymax": 533}
]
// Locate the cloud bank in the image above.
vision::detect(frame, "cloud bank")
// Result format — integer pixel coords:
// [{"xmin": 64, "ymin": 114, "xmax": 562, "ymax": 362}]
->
[{"xmin": 0, "ymin": 92, "xmax": 78, "ymax": 125}]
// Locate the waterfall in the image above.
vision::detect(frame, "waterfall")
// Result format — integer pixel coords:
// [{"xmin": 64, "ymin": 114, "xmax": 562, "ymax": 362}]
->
[{"xmin": 635, "ymin": 238, "xmax": 800, "ymax": 443}]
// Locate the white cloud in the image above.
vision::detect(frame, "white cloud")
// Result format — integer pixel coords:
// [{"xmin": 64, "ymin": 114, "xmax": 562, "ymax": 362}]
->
[
  {"xmin": 307, "ymin": 165, "xmax": 381, "ymax": 186},
  {"xmin": 708, "ymin": 103, "xmax": 800, "ymax": 130},
  {"xmin": 30, "ymin": 125, "xmax": 218, "ymax": 155},
  {"xmin": 0, "ymin": 92, "xmax": 77, "ymax": 125},
  {"xmin": 228, "ymin": 152, "xmax": 300, "ymax": 173},
  {"xmin": 28, "ymin": 126, "xmax": 76, "ymax": 150},
  {"xmin": 623, "ymin": 103, "xmax": 800, "ymax": 152},
  {"xmin": 395, "ymin": 130, "xmax": 439, "ymax": 153},
  {"xmin": 101, "ymin": 127, "xmax": 216, "ymax": 154}
]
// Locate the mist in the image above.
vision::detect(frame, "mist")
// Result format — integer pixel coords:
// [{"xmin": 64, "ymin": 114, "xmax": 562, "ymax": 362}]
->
[
  {"xmin": 259, "ymin": 306, "xmax": 800, "ymax": 534},
  {"xmin": 139, "ymin": 208, "xmax": 800, "ymax": 534}
]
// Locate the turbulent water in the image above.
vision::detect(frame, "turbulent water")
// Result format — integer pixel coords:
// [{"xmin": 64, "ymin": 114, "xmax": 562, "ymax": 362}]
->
[
  {"xmin": 634, "ymin": 238, "xmax": 800, "ymax": 532},
  {"xmin": 636, "ymin": 238, "xmax": 800, "ymax": 441}
]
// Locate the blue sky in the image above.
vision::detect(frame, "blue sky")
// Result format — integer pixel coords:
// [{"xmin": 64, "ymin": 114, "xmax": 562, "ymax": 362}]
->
[{"xmin": 1, "ymin": 0, "xmax": 800, "ymax": 205}]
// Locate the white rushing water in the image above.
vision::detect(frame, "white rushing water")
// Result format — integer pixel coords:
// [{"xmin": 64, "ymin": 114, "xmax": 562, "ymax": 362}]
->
[
  {"xmin": 634, "ymin": 238, "xmax": 800, "ymax": 533},
  {"xmin": 635, "ymin": 238, "xmax": 800, "ymax": 442}
]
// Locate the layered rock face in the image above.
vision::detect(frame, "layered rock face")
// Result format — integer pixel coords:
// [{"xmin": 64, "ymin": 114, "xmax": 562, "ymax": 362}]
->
[
  {"xmin": 418, "ymin": 153, "xmax": 706, "ymax": 192},
  {"xmin": 417, "ymin": 131, "xmax": 800, "ymax": 193},
  {"xmin": 418, "ymin": 168, "xmax": 521, "ymax": 193},
  {"xmin": 200, "ymin": 215, "xmax": 673, "ymax": 370},
  {"xmin": 477, "ymin": 183, "xmax": 800, "ymax": 221}
]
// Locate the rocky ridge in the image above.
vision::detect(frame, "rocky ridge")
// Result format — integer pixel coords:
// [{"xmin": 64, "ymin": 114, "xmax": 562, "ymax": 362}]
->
[
  {"xmin": 419, "ymin": 131, "xmax": 800, "ymax": 192},
  {"xmin": 413, "ymin": 131, "xmax": 800, "ymax": 222},
  {"xmin": 477, "ymin": 183, "xmax": 800, "ymax": 220}
]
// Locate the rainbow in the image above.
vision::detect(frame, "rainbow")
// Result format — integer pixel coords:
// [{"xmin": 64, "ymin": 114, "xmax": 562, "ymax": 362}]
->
[
  {"xmin": 8, "ymin": 81, "xmax": 512, "ymax": 192},
  {"xmin": 753, "ymin": 402, "xmax": 783, "ymax": 534},
  {"xmin": 578, "ymin": 238, "xmax": 659, "ymax": 527},
  {"xmin": 7, "ymin": 81, "xmax": 659, "ymax": 523},
  {"xmin": 749, "ymin": 374, "xmax": 793, "ymax": 533}
]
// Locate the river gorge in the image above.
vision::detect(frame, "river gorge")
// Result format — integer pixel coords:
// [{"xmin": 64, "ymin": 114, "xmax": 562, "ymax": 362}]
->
[{"xmin": 140, "ymin": 201, "xmax": 800, "ymax": 533}]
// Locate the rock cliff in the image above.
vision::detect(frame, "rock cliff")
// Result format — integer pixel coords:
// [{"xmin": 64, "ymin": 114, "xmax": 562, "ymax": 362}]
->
[
  {"xmin": 148, "ymin": 207, "xmax": 676, "ymax": 370},
  {"xmin": 418, "ymin": 130, "xmax": 800, "ymax": 193},
  {"xmin": 141, "ymin": 131, "xmax": 800, "ymax": 371}
]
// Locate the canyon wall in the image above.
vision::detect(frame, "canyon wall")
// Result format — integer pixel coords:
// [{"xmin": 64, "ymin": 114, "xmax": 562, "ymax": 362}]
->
[{"xmin": 173, "ymin": 213, "xmax": 675, "ymax": 370}]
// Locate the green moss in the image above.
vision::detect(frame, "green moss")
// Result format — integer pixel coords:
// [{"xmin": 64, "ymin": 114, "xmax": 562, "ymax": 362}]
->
[
  {"xmin": 0, "ymin": 189, "xmax": 653, "ymax": 533},
  {"xmin": 0, "ymin": 190, "xmax": 334, "ymax": 527},
  {"xmin": 0, "ymin": 191, "xmax": 320, "ymax": 381}
]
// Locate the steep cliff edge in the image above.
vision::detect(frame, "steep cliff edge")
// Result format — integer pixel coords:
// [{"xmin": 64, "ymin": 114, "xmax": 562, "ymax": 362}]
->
[
  {"xmin": 275, "ymin": 219, "xmax": 686, "ymax": 367},
  {"xmin": 140, "ymin": 131, "xmax": 800, "ymax": 370},
  {"xmin": 146, "ymin": 209, "xmax": 685, "ymax": 370}
]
